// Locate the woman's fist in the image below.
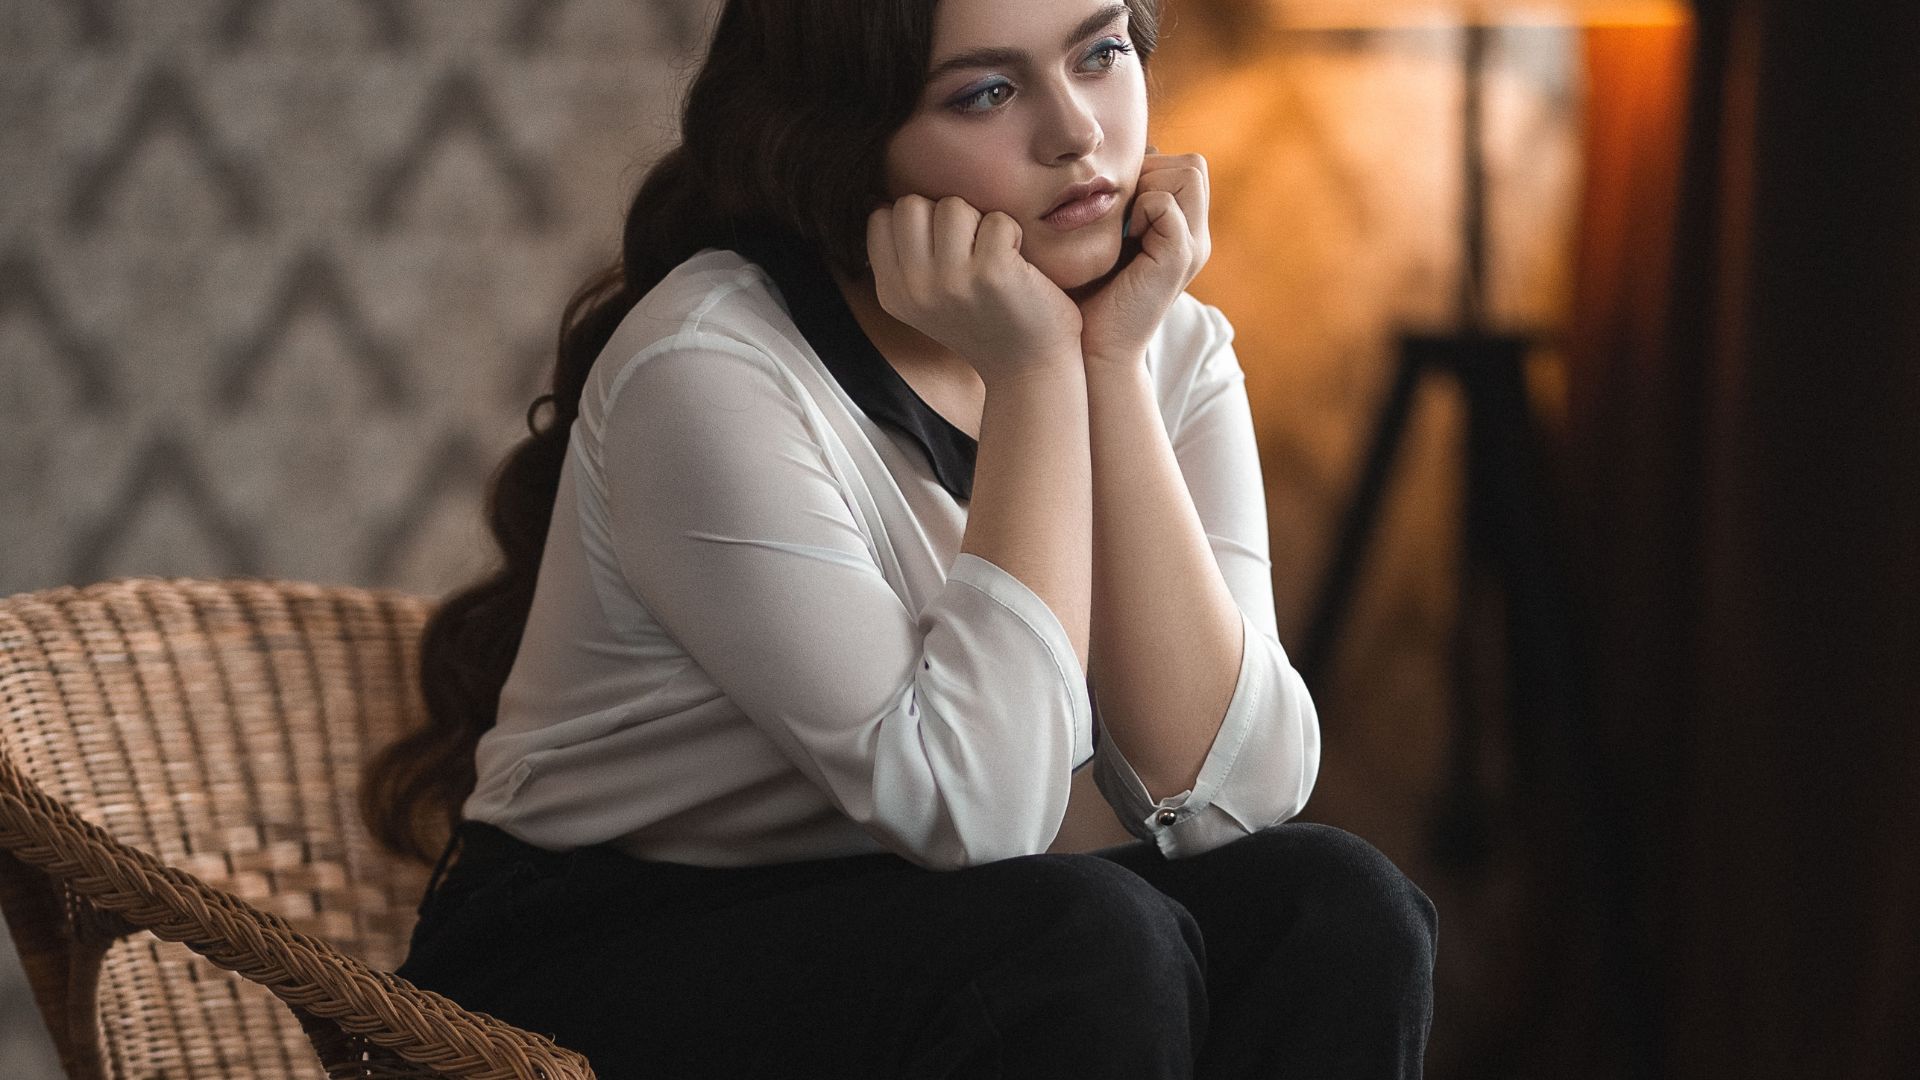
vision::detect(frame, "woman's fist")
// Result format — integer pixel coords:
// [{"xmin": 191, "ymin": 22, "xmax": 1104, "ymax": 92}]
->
[
  {"xmin": 866, "ymin": 194, "xmax": 1084, "ymax": 388},
  {"xmin": 1073, "ymin": 150, "xmax": 1212, "ymax": 369}
]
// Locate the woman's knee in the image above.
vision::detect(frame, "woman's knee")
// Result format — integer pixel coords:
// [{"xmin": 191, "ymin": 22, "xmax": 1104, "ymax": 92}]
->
[
  {"xmin": 1242, "ymin": 822, "xmax": 1438, "ymax": 977},
  {"xmin": 973, "ymin": 851, "xmax": 1206, "ymax": 976},
  {"xmin": 916, "ymin": 855, "xmax": 1208, "ymax": 1075}
]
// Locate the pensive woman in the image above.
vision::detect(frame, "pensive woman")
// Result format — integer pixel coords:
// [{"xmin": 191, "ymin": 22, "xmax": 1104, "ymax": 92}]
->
[{"xmin": 363, "ymin": 0, "xmax": 1437, "ymax": 1076}]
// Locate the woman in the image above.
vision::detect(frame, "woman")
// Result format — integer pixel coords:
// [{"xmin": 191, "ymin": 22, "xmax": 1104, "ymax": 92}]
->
[{"xmin": 363, "ymin": 0, "xmax": 1437, "ymax": 1076}]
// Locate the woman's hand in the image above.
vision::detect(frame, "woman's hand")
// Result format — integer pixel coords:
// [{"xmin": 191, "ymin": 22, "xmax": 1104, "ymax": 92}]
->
[
  {"xmin": 867, "ymin": 194, "xmax": 1085, "ymax": 388},
  {"xmin": 1071, "ymin": 149, "xmax": 1212, "ymax": 369}
]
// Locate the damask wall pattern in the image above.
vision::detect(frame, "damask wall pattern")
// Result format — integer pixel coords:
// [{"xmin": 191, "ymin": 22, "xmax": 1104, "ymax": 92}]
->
[{"xmin": 1, "ymin": 0, "xmax": 712, "ymax": 601}]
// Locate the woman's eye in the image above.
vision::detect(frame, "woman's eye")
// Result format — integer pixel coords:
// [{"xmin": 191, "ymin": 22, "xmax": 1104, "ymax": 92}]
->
[
  {"xmin": 954, "ymin": 82, "xmax": 1013, "ymax": 114},
  {"xmin": 948, "ymin": 38, "xmax": 1133, "ymax": 115},
  {"xmin": 1083, "ymin": 38, "xmax": 1133, "ymax": 72}
]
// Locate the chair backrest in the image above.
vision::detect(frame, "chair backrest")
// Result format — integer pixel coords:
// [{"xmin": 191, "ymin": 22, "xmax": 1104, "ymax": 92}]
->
[{"xmin": 0, "ymin": 577, "xmax": 443, "ymax": 1078}]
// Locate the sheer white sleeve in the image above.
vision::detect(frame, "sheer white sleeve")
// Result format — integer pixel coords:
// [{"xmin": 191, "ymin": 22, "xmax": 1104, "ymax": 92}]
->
[{"xmin": 592, "ymin": 331, "xmax": 1094, "ymax": 871}]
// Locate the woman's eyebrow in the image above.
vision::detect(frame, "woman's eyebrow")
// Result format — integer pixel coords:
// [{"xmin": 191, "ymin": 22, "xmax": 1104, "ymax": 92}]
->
[{"xmin": 925, "ymin": 2, "xmax": 1129, "ymax": 81}]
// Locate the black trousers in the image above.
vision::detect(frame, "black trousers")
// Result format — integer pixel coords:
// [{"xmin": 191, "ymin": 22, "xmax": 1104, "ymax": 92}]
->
[{"xmin": 396, "ymin": 819, "xmax": 1436, "ymax": 1079}]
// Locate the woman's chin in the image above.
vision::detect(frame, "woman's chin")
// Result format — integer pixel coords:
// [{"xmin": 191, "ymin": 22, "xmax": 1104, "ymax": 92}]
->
[{"xmin": 1029, "ymin": 240, "xmax": 1124, "ymax": 293}]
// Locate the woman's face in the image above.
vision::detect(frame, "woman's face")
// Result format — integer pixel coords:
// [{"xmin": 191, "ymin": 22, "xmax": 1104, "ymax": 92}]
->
[{"xmin": 884, "ymin": 0, "xmax": 1149, "ymax": 290}]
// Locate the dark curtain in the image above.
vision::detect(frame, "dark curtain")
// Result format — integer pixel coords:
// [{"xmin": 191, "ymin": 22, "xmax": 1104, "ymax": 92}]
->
[{"xmin": 1558, "ymin": 2, "xmax": 1920, "ymax": 1077}]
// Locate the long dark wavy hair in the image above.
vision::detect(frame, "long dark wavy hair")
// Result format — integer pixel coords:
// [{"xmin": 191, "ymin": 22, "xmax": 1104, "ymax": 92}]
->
[{"xmin": 361, "ymin": 0, "xmax": 1164, "ymax": 862}]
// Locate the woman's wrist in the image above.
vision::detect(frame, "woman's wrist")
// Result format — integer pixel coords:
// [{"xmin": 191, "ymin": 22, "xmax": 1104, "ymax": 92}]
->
[
  {"xmin": 1081, "ymin": 346, "xmax": 1149, "ymax": 373},
  {"xmin": 981, "ymin": 349, "xmax": 1088, "ymax": 395}
]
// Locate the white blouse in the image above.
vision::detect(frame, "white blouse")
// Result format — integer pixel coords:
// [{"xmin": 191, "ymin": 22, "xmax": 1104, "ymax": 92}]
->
[{"xmin": 462, "ymin": 227, "xmax": 1320, "ymax": 871}]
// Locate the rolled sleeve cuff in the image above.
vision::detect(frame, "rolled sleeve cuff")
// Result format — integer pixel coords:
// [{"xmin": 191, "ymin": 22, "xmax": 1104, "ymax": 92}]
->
[{"xmin": 1091, "ymin": 609, "xmax": 1314, "ymax": 859}]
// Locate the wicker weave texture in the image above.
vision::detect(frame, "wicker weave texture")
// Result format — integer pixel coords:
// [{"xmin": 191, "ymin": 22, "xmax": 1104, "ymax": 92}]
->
[{"xmin": 0, "ymin": 578, "xmax": 594, "ymax": 1079}]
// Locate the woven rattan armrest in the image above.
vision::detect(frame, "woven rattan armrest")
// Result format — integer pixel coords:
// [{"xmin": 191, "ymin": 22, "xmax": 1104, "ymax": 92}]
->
[{"xmin": 0, "ymin": 752, "xmax": 595, "ymax": 1080}]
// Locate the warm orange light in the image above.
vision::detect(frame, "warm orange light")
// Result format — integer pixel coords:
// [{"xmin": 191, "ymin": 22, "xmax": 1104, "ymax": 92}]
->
[{"xmin": 1267, "ymin": 0, "xmax": 1689, "ymax": 28}]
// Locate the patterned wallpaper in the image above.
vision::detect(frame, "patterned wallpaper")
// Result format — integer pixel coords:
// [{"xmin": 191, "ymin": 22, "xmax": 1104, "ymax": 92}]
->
[
  {"xmin": 0, "ymin": 2, "xmax": 1579, "ymax": 1075},
  {"xmin": 1, "ymin": 0, "xmax": 711, "ymax": 600}
]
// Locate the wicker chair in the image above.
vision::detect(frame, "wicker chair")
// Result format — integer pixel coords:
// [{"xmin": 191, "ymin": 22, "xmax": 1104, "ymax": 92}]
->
[{"xmin": 0, "ymin": 577, "xmax": 595, "ymax": 1079}]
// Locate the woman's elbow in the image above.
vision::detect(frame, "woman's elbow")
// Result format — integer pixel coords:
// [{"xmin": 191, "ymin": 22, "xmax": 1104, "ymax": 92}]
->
[
  {"xmin": 906, "ymin": 792, "xmax": 1069, "ymax": 871},
  {"xmin": 1275, "ymin": 681, "xmax": 1322, "ymax": 824}
]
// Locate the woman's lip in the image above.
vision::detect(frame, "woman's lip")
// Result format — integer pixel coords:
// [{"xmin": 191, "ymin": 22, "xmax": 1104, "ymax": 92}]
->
[{"xmin": 1042, "ymin": 189, "xmax": 1119, "ymax": 230}]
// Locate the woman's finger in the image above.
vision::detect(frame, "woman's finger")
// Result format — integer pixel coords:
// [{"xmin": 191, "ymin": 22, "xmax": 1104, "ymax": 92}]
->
[
  {"xmin": 932, "ymin": 195, "xmax": 981, "ymax": 276},
  {"xmin": 1171, "ymin": 165, "xmax": 1208, "ymax": 263},
  {"xmin": 890, "ymin": 195, "xmax": 934, "ymax": 290},
  {"xmin": 1171, "ymin": 154, "xmax": 1210, "ymax": 254},
  {"xmin": 1134, "ymin": 164, "xmax": 1203, "ymax": 224},
  {"xmin": 974, "ymin": 209, "xmax": 1023, "ymax": 268},
  {"xmin": 1131, "ymin": 189, "xmax": 1191, "ymax": 262},
  {"xmin": 1130, "ymin": 162, "xmax": 1207, "ymax": 269},
  {"xmin": 866, "ymin": 205, "xmax": 899, "ymax": 288}
]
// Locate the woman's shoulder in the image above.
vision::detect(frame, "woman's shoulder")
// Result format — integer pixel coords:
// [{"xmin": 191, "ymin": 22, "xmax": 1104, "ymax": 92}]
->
[
  {"xmin": 591, "ymin": 248, "xmax": 794, "ymax": 376},
  {"xmin": 616, "ymin": 247, "xmax": 784, "ymax": 347},
  {"xmin": 574, "ymin": 248, "xmax": 820, "ymax": 436}
]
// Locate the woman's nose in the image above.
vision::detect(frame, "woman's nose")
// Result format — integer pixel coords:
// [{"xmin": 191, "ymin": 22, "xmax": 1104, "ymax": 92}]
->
[{"xmin": 1042, "ymin": 89, "xmax": 1103, "ymax": 163}]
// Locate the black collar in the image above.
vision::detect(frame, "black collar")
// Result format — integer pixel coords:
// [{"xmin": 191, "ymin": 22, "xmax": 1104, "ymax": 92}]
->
[{"xmin": 725, "ymin": 226, "xmax": 978, "ymax": 502}]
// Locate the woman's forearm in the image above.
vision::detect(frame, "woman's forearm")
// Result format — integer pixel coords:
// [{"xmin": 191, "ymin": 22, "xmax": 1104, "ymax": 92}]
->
[
  {"xmin": 1084, "ymin": 358, "xmax": 1244, "ymax": 803},
  {"xmin": 959, "ymin": 356, "xmax": 1095, "ymax": 674}
]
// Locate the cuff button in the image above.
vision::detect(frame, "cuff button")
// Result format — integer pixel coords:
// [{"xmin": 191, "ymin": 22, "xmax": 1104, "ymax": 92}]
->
[{"xmin": 1155, "ymin": 809, "xmax": 1178, "ymax": 827}]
